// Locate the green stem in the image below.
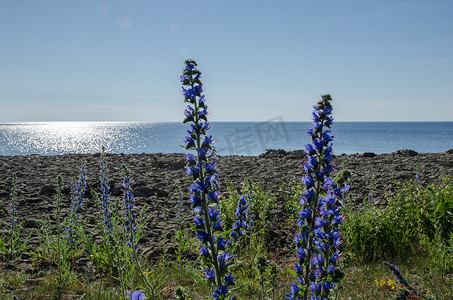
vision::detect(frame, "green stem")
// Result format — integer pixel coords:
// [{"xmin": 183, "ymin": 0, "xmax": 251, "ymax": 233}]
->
[
  {"xmin": 192, "ymin": 79, "xmax": 223, "ymax": 288},
  {"xmin": 55, "ymin": 175, "xmax": 64, "ymax": 291},
  {"xmin": 113, "ymin": 237, "xmax": 126, "ymax": 299},
  {"xmin": 133, "ymin": 250, "xmax": 155, "ymax": 295}
]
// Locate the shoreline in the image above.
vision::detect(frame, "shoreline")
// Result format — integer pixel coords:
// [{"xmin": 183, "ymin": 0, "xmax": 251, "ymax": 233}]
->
[
  {"xmin": 1, "ymin": 148, "xmax": 452, "ymax": 209},
  {"xmin": 1, "ymin": 148, "xmax": 452, "ymax": 157}
]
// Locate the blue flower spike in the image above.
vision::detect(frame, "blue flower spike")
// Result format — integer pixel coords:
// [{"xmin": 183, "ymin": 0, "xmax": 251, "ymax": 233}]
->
[
  {"xmin": 384, "ymin": 262, "xmax": 421, "ymax": 297},
  {"xmin": 231, "ymin": 194, "xmax": 254, "ymax": 242},
  {"xmin": 289, "ymin": 95, "xmax": 348, "ymax": 300},
  {"xmin": 181, "ymin": 59, "xmax": 234, "ymax": 299},
  {"xmin": 65, "ymin": 162, "xmax": 87, "ymax": 243},
  {"xmin": 123, "ymin": 165, "xmax": 138, "ymax": 252}
]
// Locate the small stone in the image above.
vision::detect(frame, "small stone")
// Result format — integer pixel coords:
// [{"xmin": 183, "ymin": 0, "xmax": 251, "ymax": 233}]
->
[
  {"xmin": 40, "ymin": 185, "xmax": 56, "ymax": 196},
  {"xmin": 396, "ymin": 149, "xmax": 418, "ymax": 157},
  {"xmin": 361, "ymin": 152, "xmax": 377, "ymax": 158},
  {"xmin": 23, "ymin": 219, "xmax": 38, "ymax": 229}
]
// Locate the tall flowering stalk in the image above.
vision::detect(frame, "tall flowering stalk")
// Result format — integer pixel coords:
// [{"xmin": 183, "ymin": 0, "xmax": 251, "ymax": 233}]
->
[
  {"xmin": 54, "ymin": 175, "xmax": 66, "ymax": 291},
  {"xmin": 287, "ymin": 95, "xmax": 348, "ymax": 300},
  {"xmin": 65, "ymin": 162, "xmax": 87, "ymax": 244},
  {"xmin": 123, "ymin": 165, "xmax": 138, "ymax": 252},
  {"xmin": 384, "ymin": 262, "xmax": 422, "ymax": 298},
  {"xmin": 0, "ymin": 173, "xmax": 29, "ymax": 262},
  {"xmin": 181, "ymin": 59, "xmax": 234, "ymax": 299},
  {"xmin": 95, "ymin": 149, "xmax": 126, "ymax": 298},
  {"xmin": 231, "ymin": 194, "xmax": 254, "ymax": 243},
  {"xmin": 122, "ymin": 164, "xmax": 157, "ymax": 295}
]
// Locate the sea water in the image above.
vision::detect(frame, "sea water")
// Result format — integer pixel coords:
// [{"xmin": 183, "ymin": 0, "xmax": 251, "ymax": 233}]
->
[{"xmin": 0, "ymin": 121, "xmax": 452, "ymax": 156}]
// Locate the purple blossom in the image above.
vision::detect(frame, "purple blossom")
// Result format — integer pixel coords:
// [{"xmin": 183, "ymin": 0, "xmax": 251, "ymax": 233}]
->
[
  {"xmin": 181, "ymin": 59, "xmax": 234, "ymax": 295},
  {"xmin": 65, "ymin": 163, "xmax": 87, "ymax": 243},
  {"xmin": 212, "ymin": 285, "xmax": 228, "ymax": 300},
  {"xmin": 129, "ymin": 291, "xmax": 146, "ymax": 300},
  {"xmin": 123, "ymin": 165, "xmax": 138, "ymax": 252},
  {"xmin": 289, "ymin": 95, "xmax": 347, "ymax": 299},
  {"xmin": 231, "ymin": 194, "xmax": 254, "ymax": 242}
]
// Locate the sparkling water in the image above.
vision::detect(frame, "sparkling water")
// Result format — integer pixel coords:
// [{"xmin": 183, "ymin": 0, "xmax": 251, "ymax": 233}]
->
[{"xmin": 0, "ymin": 121, "xmax": 452, "ymax": 156}]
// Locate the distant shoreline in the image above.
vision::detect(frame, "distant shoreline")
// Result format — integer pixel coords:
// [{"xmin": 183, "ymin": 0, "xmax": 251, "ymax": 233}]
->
[{"xmin": 0, "ymin": 147, "xmax": 452, "ymax": 157}]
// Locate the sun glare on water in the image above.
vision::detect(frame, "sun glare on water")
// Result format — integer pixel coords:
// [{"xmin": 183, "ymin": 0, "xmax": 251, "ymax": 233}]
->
[{"xmin": 0, "ymin": 122, "xmax": 140, "ymax": 155}]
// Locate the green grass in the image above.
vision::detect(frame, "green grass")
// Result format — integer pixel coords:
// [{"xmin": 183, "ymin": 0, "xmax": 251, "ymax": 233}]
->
[
  {"xmin": 1, "ymin": 258, "xmax": 452, "ymax": 299},
  {"xmin": 1, "ymin": 176, "xmax": 453, "ymax": 299}
]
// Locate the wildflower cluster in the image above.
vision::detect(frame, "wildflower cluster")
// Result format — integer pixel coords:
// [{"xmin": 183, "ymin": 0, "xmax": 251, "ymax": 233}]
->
[
  {"xmin": 231, "ymin": 194, "xmax": 254, "ymax": 242},
  {"xmin": 65, "ymin": 163, "xmax": 87, "ymax": 243},
  {"xmin": 287, "ymin": 95, "xmax": 348, "ymax": 300},
  {"xmin": 0, "ymin": 173, "xmax": 29, "ymax": 262},
  {"xmin": 122, "ymin": 165, "xmax": 138, "ymax": 251},
  {"xmin": 181, "ymin": 59, "xmax": 234, "ymax": 299},
  {"xmin": 375, "ymin": 278, "xmax": 397, "ymax": 291}
]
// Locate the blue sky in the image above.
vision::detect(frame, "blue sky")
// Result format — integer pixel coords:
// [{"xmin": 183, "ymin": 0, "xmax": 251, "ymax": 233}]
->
[{"xmin": 0, "ymin": 0, "xmax": 452, "ymax": 122}]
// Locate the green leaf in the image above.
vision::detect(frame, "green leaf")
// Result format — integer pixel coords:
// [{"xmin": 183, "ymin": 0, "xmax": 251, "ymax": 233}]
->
[
  {"xmin": 286, "ymin": 267, "xmax": 298, "ymax": 277},
  {"xmin": 188, "ymin": 222, "xmax": 197, "ymax": 232},
  {"xmin": 188, "ymin": 269, "xmax": 213, "ymax": 288},
  {"xmin": 227, "ymin": 260, "xmax": 243, "ymax": 269},
  {"xmin": 230, "ymin": 281, "xmax": 249, "ymax": 292}
]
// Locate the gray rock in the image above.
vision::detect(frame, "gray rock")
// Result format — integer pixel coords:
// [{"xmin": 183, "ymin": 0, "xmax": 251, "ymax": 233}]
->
[
  {"xmin": 361, "ymin": 152, "xmax": 376, "ymax": 158},
  {"xmin": 40, "ymin": 185, "xmax": 55, "ymax": 196}
]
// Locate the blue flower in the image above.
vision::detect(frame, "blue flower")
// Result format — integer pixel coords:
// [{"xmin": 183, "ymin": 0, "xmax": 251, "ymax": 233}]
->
[
  {"xmin": 185, "ymin": 61, "xmax": 196, "ymax": 71},
  {"xmin": 186, "ymin": 153, "xmax": 196, "ymax": 164},
  {"xmin": 299, "ymin": 208, "xmax": 312, "ymax": 220},
  {"xmin": 284, "ymin": 283, "xmax": 301, "ymax": 299},
  {"xmin": 208, "ymin": 208, "xmax": 220, "ymax": 220},
  {"xmin": 197, "ymin": 230, "xmax": 210, "ymax": 242},
  {"xmin": 180, "ymin": 74, "xmax": 190, "ymax": 83},
  {"xmin": 297, "ymin": 247, "xmax": 307, "ymax": 261},
  {"xmin": 193, "ymin": 216, "xmax": 205, "ymax": 228},
  {"xmin": 189, "ymin": 194, "xmax": 203, "ymax": 208},
  {"xmin": 310, "ymin": 282, "xmax": 322, "ymax": 293},
  {"xmin": 204, "ymin": 269, "xmax": 216, "ymax": 280},
  {"xmin": 225, "ymin": 273, "xmax": 234, "ymax": 285},
  {"xmin": 217, "ymin": 237, "xmax": 228, "ymax": 250},
  {"xmin": 200, "ymin": 245, "xmax": 209, "ymax": 256},
  {"xmin": 129, "ymin": 290, "xmax": 146, "ymax": 300},
  {"xmin": 208, "ymin": 191, "xmax": 220, "ymax": 202},
  {"xmin": 212, "ymin": 285, "xmax": 228, "ymax": 300},
  {"xmin": 294, "ymin": 263, "xmax": 303, "ymax": 274}
]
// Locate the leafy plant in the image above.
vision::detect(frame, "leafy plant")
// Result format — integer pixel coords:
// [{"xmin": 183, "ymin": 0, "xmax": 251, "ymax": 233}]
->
[
  {"xmin": 181, "ymin": 59, "xmax": 236, "ymax": 299},
  {"xmin": 286, "ymin": 95, "xmax": 348, "ymax": 299},
  {"xmin": 0, "ymin": 173, "xmax": 30, "ymax": 262}
]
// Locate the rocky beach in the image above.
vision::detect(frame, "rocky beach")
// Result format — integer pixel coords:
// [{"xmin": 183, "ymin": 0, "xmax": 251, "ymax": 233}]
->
[{"xmin": 0, "ymin": 149, "xmax": 452, "ymax": 268}]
